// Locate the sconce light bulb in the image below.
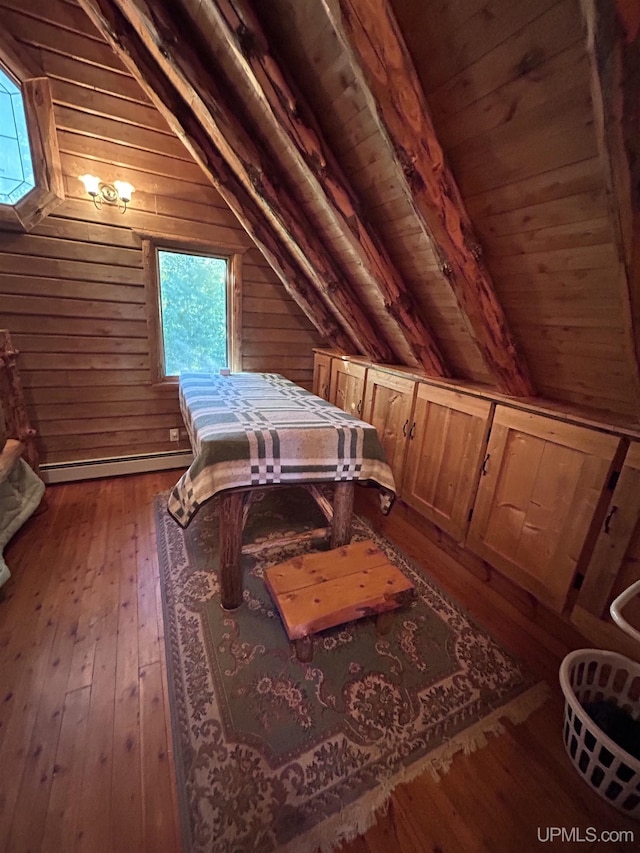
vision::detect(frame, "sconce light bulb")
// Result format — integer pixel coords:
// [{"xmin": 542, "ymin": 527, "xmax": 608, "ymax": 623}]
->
[
  {"xmin": 113, "ymin": 181, "xmax": 134, "ymax": 203},
  {"xmin": 79, "ymin": 173, "xmax": 101, "ymax": 197}
]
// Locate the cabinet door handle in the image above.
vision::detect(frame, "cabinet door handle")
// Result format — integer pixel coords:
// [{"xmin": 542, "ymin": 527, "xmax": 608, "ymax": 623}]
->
[
  {"xmin": 356, "ymin": 399, "xmax": 362, "ymax": 415},
  {"xmin": 604, "ymin": 505, "xmax": 618, "ymax": 534},
  {"xmin": 481, "ymin": 453, "xmax": 490, "ymax": 475},
  {"xmin": 409, "ymin": 421, "xmax": 416, "ymax": 440},
  {"xmin": 402, "ymin": 419, "xmax": 409, "ymax": 437}
]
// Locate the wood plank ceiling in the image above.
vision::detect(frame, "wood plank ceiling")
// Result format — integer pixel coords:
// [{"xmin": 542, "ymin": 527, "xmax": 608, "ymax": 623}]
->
[{"xmin": 53, "ymin": 1, "xmax": 640, "ymax": 418}]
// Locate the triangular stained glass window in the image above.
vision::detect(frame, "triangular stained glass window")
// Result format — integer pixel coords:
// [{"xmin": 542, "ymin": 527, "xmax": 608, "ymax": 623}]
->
[{"xmin": 0, "ymin": 67, "xmax": 35, "ymax": 205}]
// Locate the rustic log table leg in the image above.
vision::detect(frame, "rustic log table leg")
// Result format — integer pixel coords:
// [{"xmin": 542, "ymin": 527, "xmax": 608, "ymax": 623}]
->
[
  {"xmin": 331, "ymin": 481, "xmax": 354, "ymax": 548},
  {"xmin": 219, "ymin": 490, "xmax": 248, "ymax": 610},
  {"xmin": 294, "ymin": 636, "xmax": 313, "ymax": 663},
  {"xmin": 375, "ymin": 611, "xmax": 394, "ymax": 635}
]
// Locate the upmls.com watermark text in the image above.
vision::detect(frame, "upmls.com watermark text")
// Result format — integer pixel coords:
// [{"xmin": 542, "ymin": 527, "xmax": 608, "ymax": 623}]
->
[{"xmin": 537, "ymin": 827, "xmax": 634, "ymax": 843}]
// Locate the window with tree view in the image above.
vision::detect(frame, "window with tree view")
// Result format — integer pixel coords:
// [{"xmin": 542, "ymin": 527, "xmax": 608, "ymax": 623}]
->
[{"xmin": 158, "ymin": 249, "xmax": 229, "ymax": 377}]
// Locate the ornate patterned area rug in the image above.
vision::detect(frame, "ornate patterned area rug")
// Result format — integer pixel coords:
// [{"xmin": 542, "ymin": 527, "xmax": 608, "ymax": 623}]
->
[{"xmin": 155, "ymin": 487, "xmax": 548, "ymax": 853}]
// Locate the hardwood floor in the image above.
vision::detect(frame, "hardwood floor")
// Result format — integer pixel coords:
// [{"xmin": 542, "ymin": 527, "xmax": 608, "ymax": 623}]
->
[
  {"xmin": 0, "ymin": 471, "xmax": 637, "ymax": 852},
  {"xmin": 0, "ymin": 472, "xmax": 181, "ymax": 853}
]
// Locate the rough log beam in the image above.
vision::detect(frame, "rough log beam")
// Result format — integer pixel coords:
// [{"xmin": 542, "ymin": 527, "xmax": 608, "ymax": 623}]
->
[
  {"xmin": 582, "ymin": 0, "xmax": 640, "ymax": 412},
  {"xmin": 77, "ymin": 0, "xmax": 353, "ymax": 352},
  {"xmin": 107, "ymin": 0, "xmax": 394, "ymax": 363},
  {"xmin": 323, "ymin": 0, "xmax": 535, "ymax": 397},
  {"xmin": 195, "ymin": 0, "xmax": 448, "ymax": 376}
]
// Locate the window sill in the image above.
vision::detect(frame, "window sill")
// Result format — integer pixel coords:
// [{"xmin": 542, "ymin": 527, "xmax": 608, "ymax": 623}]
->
[
  {"xmin": 151, "ymin": 377, "xmax": 180, "ymax": 389},
  {"xmin": 0, "ymin": 184, "xmax": 65, "ymax": 233}
]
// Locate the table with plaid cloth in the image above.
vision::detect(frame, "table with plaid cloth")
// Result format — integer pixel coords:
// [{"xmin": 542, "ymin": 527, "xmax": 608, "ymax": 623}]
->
[{"xmin": 167, "ymin": 372, "xmax": 396, "ymax": 608}]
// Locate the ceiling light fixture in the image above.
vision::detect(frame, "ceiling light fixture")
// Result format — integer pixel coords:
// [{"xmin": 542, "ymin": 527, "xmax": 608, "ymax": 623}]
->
[{"xmin": 79, "ymin": 174, "xmax": 134, "ymax": 213}]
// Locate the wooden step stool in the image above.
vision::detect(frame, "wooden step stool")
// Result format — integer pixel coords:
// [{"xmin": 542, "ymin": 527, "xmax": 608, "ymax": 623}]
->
[{"xmin": 264, "ymin": 539, "xmax": 415, "ymax": 662}]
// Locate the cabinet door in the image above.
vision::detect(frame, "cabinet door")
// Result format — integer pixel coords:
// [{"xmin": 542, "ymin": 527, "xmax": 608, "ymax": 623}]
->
[
  {"xmin": 313, "ymin": 353, "xmax": 332, "ymax": 401},
  {"xmin": 467, "ymin": 406, "xmax": 623, "ymax": 612},
  {"xmin": 362, "ymin": 368, "xmax": 416, "ymax": 493},
  {"xmin": 330, "ymin": 360, "xmax": 367, "ymax": 417},
  {"xmin": 402, "ymin": 385, "xmax": 492, "ymax": 542},
  {"xmin": 576, "ymin": 441, "xmax": 640, "ymax": 618}
]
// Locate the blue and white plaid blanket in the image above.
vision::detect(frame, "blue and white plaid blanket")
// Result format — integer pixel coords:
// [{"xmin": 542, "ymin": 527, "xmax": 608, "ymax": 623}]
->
[{"xmin": 167, "ymin": 373, "xmax": 396, "ymax": 527}]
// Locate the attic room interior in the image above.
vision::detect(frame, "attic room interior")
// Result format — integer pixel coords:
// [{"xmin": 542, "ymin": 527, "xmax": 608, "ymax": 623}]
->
[{"xmin": 2, "ymin": 0, "xmax": 640, "ymax": 850}]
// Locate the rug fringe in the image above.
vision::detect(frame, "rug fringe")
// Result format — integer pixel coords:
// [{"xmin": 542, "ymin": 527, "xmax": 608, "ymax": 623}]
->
[{"xmin": 280, "ymin": 681, "xmax": 550, "ymax": 853}]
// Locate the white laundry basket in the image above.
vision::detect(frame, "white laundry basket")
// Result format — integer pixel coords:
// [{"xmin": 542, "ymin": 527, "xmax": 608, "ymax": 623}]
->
[{"xmin": 559, "ymin": 580, "xmax": 640, "ymax": 819}]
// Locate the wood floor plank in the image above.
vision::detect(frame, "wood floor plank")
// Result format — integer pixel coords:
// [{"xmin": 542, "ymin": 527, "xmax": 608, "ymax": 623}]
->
[
  {"xmin": 111, "ymin": 520, "xmax": 143, "ymax": 853},
  {"xmin": 134, "ymin": 473, "xmax": 164, "ymax": 669},
  {"xmin": 139, "ymin": 660, "xmax": 181, "ymax": 853},
  {"xmin": 40, "ymin": 685, "xmax": 92, "ymax": 853},
  {"xmin": 136, "ymin": 519, "xmax": 161, "ymax": 667},
  {"xmin": 75, "ymin": 479, "xmax": 123, "ymax": 853},
  {"xmin": 394, "ymin": 773, "xmax": 491, "ymax": 853},
  {"xmin": 436, "ymin": 751, "xmax": 535, "ymax": 851},
  {"xmin": 357, "ymin": 798, "xmax": 427, "ymax": 853},
  {"xmin": 394, "ymin": 778, "xmax": 489, "ymax": 853},
  {"xmin": 0, "ymin": 488, "xmax": 83, "ymax": 848},
  {"xmin": 5, "ymin": 503, "xmax": 96, "ymax": 853},
  {"xmin": 59, "ymin": 482, "xmax": 101, "ymax": 696},
  {"xmin": 0, "ymin": 491, "xmax": 67, "ymax": 752},
  {"xmin": 65, "ymin": 479, "xmax": 117, "ymax": 695}
]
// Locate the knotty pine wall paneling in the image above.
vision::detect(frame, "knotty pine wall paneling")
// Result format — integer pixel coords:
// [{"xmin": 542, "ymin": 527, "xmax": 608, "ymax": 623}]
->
[
  {"xmin": 391, "ymin": 0, "xmax": 640, "ymax": 417},
  {"xmin": 242, "ymin": 248, "xmax": 323, "ymax": 388},
  {"xmin": 260, "ymin": 0, "xmax": 493, "ymax": 386},
  {"xmin": 0, "ymin": 0, "xmax": 322, "ymax": 467}
]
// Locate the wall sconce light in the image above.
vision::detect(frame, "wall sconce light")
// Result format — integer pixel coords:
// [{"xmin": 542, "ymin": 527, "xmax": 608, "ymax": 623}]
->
[{"xmin": 79, "ymin": 174, "xmax": 134, "ymax": 213}]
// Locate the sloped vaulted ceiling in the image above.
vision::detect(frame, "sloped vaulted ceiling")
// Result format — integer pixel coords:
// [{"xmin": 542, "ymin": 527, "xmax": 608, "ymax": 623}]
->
[{"xmin": 76, "ymin": 0, "xmax": 640, "ymax": 420}]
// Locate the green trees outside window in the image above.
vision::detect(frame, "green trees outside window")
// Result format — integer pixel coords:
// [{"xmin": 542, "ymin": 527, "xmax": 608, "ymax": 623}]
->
[{"xmin": 158, "ymin": 249, "xmax": 228, "ymax": 376}]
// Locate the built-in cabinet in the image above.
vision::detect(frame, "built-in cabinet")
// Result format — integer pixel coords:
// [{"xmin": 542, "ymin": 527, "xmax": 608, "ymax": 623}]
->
[
  {"xmin": 362, "ymin": 368, "xmax": 415, "ymax": 493},
  {"xmin": 403, "ymin": 385, "xmax": 493, "ymax": 542},
  {"xmin": 329, "ymin": 359, "xmax": 367, "ymax": 417},
  {"xmin": 312, "ymin": 352, "xmax": 332, "ymax": 401},
  {"xmin": 466, "ymin": 407, "xmax": 623, "ymax": 612},
  {"xmin": 313, "ymin": 349, "xmax": 640, "ymax": 627},
  {"xmin": 575, "ymin": 441, "xmax": 640, "ymax": 618}
]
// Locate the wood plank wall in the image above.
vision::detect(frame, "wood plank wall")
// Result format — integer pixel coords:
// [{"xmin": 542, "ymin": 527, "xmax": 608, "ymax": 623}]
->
[
  {"xmin": 0, "ymin": 0, "xmax": 322, "ymax": 466},
  {"xmin": 392, "ymin": 0, "xmax": 639, "ymax": 416}
]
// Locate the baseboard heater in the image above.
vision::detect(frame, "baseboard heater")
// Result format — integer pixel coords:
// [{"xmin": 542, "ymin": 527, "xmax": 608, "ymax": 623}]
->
[{"xmin": 40, "ymin": 450, "xmax": 194, "ymax": 484}]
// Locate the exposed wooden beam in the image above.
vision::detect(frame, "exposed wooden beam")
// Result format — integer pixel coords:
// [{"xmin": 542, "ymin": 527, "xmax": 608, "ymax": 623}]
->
[
  {"xmin": 582, "ymin": 0, "xmax": 640, "ymax": 414},
  {"xmin": 322, "ymin": 0, "xmax": 535, "ymax": 397},
  {"xmin": 91, "ymin": 0, "xmax": 396, "ymax": 363},
  {"xmin": 187, "ymin": 0, "xmax": 448, "ymax": 376},
  {"xmin": 77, "ymin": 0, "xmax": 354, "ymax": 353}
]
